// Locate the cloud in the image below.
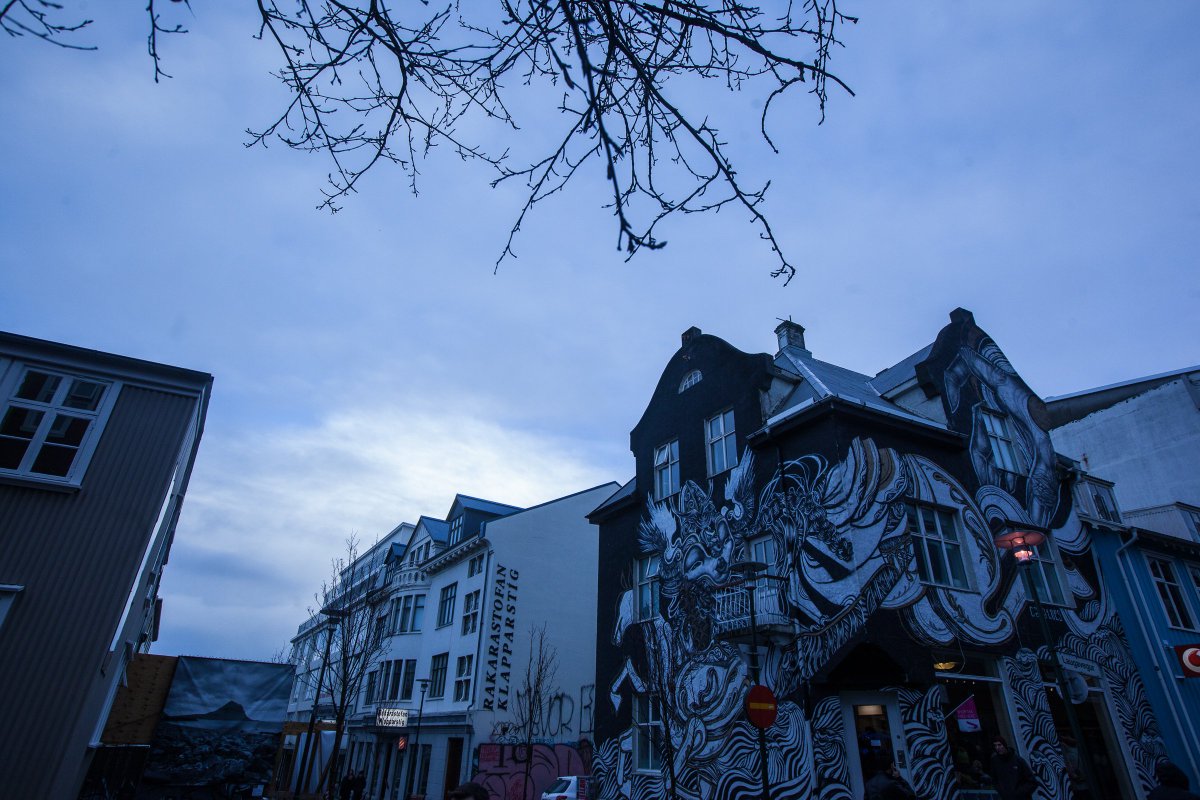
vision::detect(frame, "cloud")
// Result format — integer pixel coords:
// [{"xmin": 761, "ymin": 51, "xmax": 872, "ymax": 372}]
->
[{"xmin": 156, "ymin": 398, "xmax": 620, "ymax": 660}]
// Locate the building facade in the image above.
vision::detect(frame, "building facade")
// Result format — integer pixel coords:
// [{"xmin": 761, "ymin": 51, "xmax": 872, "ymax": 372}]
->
[
  {"xmin": 288, "ymin": 484, "xmax": 617, "ymax": 800},
  {"xmin": 1047, "ymin": 367, "xmax": 1200, "ymax": 783},
  {"xmin": 589, "ymin": 311, "xmax": 1166, "ymax": 800},
  {"xmin": 0, "ymin": 331, "xmax": 212, "ymax": 800}
]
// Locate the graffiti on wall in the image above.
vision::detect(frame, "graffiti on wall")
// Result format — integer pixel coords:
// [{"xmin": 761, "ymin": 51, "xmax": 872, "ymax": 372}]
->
[
  {"xmin": 594, "ymin": 327, "xmax": 1167, "ymax": 800},
  {"xmin": 484, "ymin": 564, "xmax": 520, "ymax": 712},
  {"xmin": 471, "ymin": 743, "xmax": 592, "ymax": 800}
]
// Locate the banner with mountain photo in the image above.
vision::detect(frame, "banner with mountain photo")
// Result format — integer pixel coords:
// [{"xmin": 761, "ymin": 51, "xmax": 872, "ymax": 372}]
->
[{"xmin": 143, "ymin": 656, "xmax": 294, "ymax": 791}]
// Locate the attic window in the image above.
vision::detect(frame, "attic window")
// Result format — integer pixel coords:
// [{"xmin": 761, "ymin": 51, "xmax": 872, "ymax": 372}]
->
[{"xmin": 678, "ymin": 370, "xmax": 702, "ymax": 393}]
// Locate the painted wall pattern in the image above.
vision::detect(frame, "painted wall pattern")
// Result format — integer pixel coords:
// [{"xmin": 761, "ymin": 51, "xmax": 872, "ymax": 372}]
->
[
  {"xmin": 595, "ymin": 318, "xmax": 1168, "ymax": 800},
  {"xmin": 471, "ymin": 743, "xmax": 591, "ymax": 800}
]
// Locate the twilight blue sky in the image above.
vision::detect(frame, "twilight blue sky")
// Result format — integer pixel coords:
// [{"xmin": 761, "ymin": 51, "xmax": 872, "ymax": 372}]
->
[{"xmin": 1, "ymin": 2, "xmax": 1197, "ymax": 660}]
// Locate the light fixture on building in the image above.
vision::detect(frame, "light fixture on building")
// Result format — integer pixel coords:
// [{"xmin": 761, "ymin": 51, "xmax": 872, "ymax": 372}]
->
[
  {"xmin": 993, "ymin": 529, "xmax": 1044, "ymax": 562},
  {"xmin": 933, "ymin": 661, "xmax": 960, "ymax": 671}
]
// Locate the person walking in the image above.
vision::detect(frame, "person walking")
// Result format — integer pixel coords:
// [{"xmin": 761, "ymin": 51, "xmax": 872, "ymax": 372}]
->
[
  {"xmin": 863, "ymin": 761, "xmax": 917, "ymax": 800},
  {"xmin": 989, "ymin": 736, "xmax": 1037, "ymax": 800}
]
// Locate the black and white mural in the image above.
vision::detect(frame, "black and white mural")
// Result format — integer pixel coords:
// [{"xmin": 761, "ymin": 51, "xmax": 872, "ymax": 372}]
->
[{"xmin": 595, "ymin": 315, "xmax": 1166, "ymax": 800}]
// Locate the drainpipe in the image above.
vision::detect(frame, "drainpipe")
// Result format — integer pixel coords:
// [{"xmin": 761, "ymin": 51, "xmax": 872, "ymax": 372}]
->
[{"xmin": 1114, "ymin": 529, "xmax": 1200, "ymax": 782}]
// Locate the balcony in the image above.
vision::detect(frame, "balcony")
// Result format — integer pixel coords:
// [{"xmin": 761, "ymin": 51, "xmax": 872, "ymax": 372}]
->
[{"xmin": 711, "ymin": 583, "xmax": 796, "ymax": 645}]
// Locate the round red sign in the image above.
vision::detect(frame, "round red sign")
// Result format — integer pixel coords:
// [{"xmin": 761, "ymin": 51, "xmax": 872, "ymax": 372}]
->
[{"xmin": 745, "ymin": 684, "xmax": 778, "ymax": 729}]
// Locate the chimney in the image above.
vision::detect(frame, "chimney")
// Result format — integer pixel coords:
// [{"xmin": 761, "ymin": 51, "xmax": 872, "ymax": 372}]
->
[
  {"xmin": 681, "ymin": 326, "xmax": 702, "ymax": 347},
  {"xmin": 774, "ymin": 320, "xmax": 809, "ymax": 355}
]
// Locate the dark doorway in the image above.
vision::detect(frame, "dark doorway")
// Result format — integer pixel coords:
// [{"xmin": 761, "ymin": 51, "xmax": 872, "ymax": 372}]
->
[{"xmin": 444, "ymin": 737, "xmax": 464, "ymax": 795}]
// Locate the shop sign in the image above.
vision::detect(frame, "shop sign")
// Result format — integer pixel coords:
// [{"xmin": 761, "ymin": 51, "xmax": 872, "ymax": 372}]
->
[
  {"xmin": 953, "ymin": 695, "xmax": 981, "ymax": 733},
  {"xmin": 377, "ymin": 707, "xmax": 410, "ymax": 727},
  {"xmin": 1057, "ymin": 653, "xmax": 1101, "ymax": 678},
  {"xmin": 1174, "ymin": 645, "xmax": 1200, "ymax": 678}
]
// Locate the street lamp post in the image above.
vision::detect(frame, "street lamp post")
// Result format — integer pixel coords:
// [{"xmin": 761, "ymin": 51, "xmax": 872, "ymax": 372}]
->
[
  {"xmin": 731, "ymin": 561, "xmax": 773, "ymax": 800},
  {"xmin": 994, "ymin": 530, "xmax": 1103, "ymax": 800},
  {"xmin": 403, "ymin": 678, "xmax": 432, "ymax": 800}
]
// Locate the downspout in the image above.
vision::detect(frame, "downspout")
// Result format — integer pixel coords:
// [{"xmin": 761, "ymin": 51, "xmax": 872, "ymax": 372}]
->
[{"xmin": 1114, "ymin": 529, "xmax": 1200, "ymax": 782}]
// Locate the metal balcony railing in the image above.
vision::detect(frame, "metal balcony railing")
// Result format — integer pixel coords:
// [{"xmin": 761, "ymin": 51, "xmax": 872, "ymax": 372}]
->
[{"xmin": 711, "ymin": 583, "xmax": 794, "ymax": 642}]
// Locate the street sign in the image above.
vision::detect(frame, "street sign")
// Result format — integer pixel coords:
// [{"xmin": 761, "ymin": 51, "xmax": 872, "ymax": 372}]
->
[
  {"xmin": 745, "ymin": 684, "xmax": 777, "ymax": 729},
  {"xmin": 1175, "ymin": 645, "xmax": 1200, "ymax": 678},
  {"xmin": 377, "ymin": 707, "xmax": 410, "ymax": 727}
]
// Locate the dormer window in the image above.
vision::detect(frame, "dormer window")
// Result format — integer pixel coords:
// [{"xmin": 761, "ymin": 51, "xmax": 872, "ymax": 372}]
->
[
  {"xmin": 678, "ymin": 370, "xmax": 702, "ymax": 393},
  {"xmin": 448, "ymin": 516, "xmax": 465, "ymax": 546}
]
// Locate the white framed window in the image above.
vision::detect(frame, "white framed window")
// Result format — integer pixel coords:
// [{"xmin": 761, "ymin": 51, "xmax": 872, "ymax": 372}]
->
[
  {"xmin": 454, "ymin": 655, "xmax": 473, "ymax": 702},
  {"xmin": 705, "ymin": 409, "xmax": 737, "ymax": 476},
  {"xmin": 449, "ymin": 516, "xmax": 465, "ymax": 545},
  {"xmin": 678, "ymin": 370, "xmax": 702, "ymax": 393},
  {"xmin": 653, "ymin": 440, "xmax": 680, "ymax": 500},
  {"xmin": 748, "ymin": 536, "xmax": 776, "ymax": 569},
  {"xmin": 0, "ymin": 365, "xmax": 118, "ymax": 485},
  {"xmin": 633, "ymin": 694, "xmax": 663, "ymax": 772},
  {"xmin": 1022, "ymin": 541, "xmax": 1067, "ymax": 606},
  {"xmin": 905, "ymin": 503, "xmax": 969, "ymax": 589},
  {"xmin": 437, "ymin": 583, "xmax": 457, "ymax": 628},
  {"xmin": 399, "ymin": 659, "xmax": 417, "ymax": 701},
  {"xmin": 393, "ymin": 594, "xmax": 425, "ymax": 633},
  {"xmin": 1073, "ymin": 479, "xmax": 1121, "ymax": 523},
  {"xmin": 468, "ymin": 553, "xmax": 485, "ymax": 577},
  {"xmin": 429, "ymin": 652, "xmax": 449, "ymax": 698},
  {"xmin": 979, "ymin": 410, "xmax": 1025, "ymax": 474},
  {"xmin": 636, "ymin": 556, "xmax": 661, "ymax": 622},
  {"xmin": 1148, "ymin": 558, "xmax": 1196, "ymax": 630},
  {"xmin": 461, "ymin": 590, "xmax": 480, "ymax": 635}
]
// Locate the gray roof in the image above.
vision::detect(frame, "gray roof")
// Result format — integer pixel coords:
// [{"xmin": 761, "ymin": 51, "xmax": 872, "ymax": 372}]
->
[
  {"xmin": 415, "ymin": 516, "xmax": 451, "ymax": 544},
  {"xmin": 450, "ymin": 493, "xmax": 523, "ymax": 518},
  {"xmin": 869, "ymin": 344, "xmax": 933, "ymax": 395},
  {"xmin": 772, "ymin": 345, "xmax": 948, "ymax": 431}
]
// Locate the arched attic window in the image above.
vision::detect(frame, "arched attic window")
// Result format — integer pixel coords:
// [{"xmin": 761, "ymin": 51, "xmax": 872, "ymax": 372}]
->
[{"xmin": 678, "ymin": 370, "xmax": 702, "ymax": 393}]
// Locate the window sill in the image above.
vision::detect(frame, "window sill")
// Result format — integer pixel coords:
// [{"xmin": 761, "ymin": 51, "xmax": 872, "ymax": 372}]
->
[{"xmin": 0, "ymin": 472, "xmax": 81, "ymax": 494}]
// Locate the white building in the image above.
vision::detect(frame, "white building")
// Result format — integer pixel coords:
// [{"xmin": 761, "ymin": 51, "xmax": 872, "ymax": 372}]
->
[{"xmin": 288, "ymin": 483, "xmax": 618, "ymax": 800}]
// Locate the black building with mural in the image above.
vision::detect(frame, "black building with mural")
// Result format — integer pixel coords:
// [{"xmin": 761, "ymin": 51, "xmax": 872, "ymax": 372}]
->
[{"xmin": 588, "ymin": 310, "xmax": 1165, "ymax": 800}]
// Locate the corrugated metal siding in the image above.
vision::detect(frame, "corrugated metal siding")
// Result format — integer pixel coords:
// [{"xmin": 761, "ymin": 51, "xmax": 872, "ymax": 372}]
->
[{"xmin": 0, "ymin": 384, "xmax": 197, "ymax": 799}]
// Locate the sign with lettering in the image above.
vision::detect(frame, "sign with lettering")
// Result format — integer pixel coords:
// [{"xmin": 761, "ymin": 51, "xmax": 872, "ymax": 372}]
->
[
  {"xmin": 1175, "ymin": 645, "xmax": 1200, "ymax": 678},
  {"xmin": 377, "ymin": 707, "xmax": 410, "ymax": 727},
  {"xmin": 483, "ymin": 564, "xmax": 520, "ymax": 711}
]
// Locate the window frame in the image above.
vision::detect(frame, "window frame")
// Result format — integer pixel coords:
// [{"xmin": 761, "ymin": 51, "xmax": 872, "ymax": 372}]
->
[
  {"xmin": 678, "ymin": 369, "xmax": 702, "ymax": 393},
  {"xmin": 633, "ymin": 694, "xmax": 663, "ymax": 772},
  {"xmin": 748, "ymin": 536, "xmax": 776, "ymax": 570},
  {"xmin": 653, "ymin": 439, "xmax": 680, "ymax": 500},
  {"xmin": 448, "ymin": 516, "xmax": 465, "ymax": 546},
  {"xmin": 0, "ymin": 363, "xmax": 120, "ymax": 487},
  {"xmin": 635, "ymin": 556, "xmax": 661, "ymax": 622},
  {"xmin": 904, "ymin": 502, "xmax": 971, "ymax": 590},
  {"xmin": 1021, "ymin": 539, "xmax": 1068, "ymax": 607},
  {"xmin": 400, "ymin": 659, "xmax": 417, "ymax": 701},
  {"xmin": 704, "ymin": 409, "xmax": 737, "ymax": 477},
  {"xmin": 437, "ymin": 583, "xmax": 458, "ymax": 628},
  {"xmin": 429, "ymin": 652, "xmax": 449, "ymax": 698},
  {"xmin": 454, "ymin": 654, "xmax": 474, "ymax": 702},
  {"xmin": 1148, "ymin": 557, "xmax": 1197, "ymax": 631},
  {"xmin": 468, "ymin": 553, "xmax": 485, "ymax": 577},
  {"xmin": 979, "ymin": 409, "xmax": 1025, "ymax": 474},
  {"xmin": 461, "ymin": 589, "xmax": 481, "ymax": 635}
]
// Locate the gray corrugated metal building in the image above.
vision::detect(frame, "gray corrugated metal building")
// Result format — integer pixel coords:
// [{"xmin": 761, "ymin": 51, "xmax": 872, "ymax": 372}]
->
[{"xmin": 0, "ymin": 331, "xmax": 212, "ymax": 800}]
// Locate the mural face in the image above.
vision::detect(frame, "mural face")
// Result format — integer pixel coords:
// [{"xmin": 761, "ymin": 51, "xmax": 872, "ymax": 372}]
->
[{"xmin": 596, "ymin": 325, "xmax": 1165, "ymax": 800}]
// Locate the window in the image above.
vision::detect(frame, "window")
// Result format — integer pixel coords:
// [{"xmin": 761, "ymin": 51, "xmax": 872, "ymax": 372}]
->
[
  {"xmin": 438, "ymin": 583, "xmax": 458, "ymax": 628},
  {"xmin": 454, "ymin": 655, "xmax": 474, "ymax": 702},
  {"xmin": 979, "ymin": 410, "xmax": 1025, "ymax": 473},
  {"xmin": 1022, "ymin": 541, "xmax": 1066, "ymax": 606},
  {"xmin": 1088, "ymin": 484, "xmax": 1120, "ymax": 523},
  {"xmin": 393, "ymin": 594, "xmax": 425, "ymax": 633},
  {"xmin": 462, "ymin": 590, "xmax": 481, "ymax": 635},
  {"xmin": 633, "ymin": 694, "xmax": 663, "ymax": 771},
  {"xmin": 366, "ymin": 670, "xmax": 378, "ymax": 705},
  {"xmin": 1148, "ymin": 558, "xmax": 1196, "ymax": 629},
  {"xmin": 636, "ymin": 556, "xmax": 661, "ymax": 621},
  {"xmin": 653, "ymin": 440, "xmax": 680, "ymax": 500},
  {"xmin": 705, "ymin": 409, "xmax": 737, "ymax": 475},
  {"xmin": 748, "ymin": 536, "xmax": 776, "ymax": 569},
  {"xmin": 0, "ymin": 585, "xmax": 22, "ymax": 632},
  {"xmin": 905, "ymin": 503, "xmax": 969, "ymax": 589},
  {"xmin": 399, "ymin": 659, "xmax": 417, "ymax": 701},
  {"xmin": 678, "ymin": 369, "xmax": 702, "ymax": 393},
  {"xmin": 468, "ymin": 554, "xmax": 485, "ymax": 577},
  {"xmin": 449, "ymin": 516, "xmax": 465, "ymax": 545},
  {"xmin": 430, "ymin": 653, "xmax": 449, "ymax": 698},
  {"xmin": 0, "ymin": 366, "xmax": 115, "ymax": 484}
]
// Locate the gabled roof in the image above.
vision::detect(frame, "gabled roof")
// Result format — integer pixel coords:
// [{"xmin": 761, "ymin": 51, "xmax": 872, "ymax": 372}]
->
[
  {"xmin": 771, "ymin": 344, "xmax": 948, "ymax": 432},
  {"xmin": 447, "ymin": 493, "xmax": 523, "ymax": 519},
  {"xmin": 1044, "ymin": 364, "xmax": 1200, "ymax": 428},
  {"xmin": 588, "ymin": 477, "xmax": 636, "ymax": 520},
  {"xmin": 384, "ymin": 542, "xmax": 406, "ymax": 564},
  {"xmin": 869, "ymin": 344, "xmax": 934, "ymax": 396},
  {"xmin": 411, "ymin": 515, "xmax": 450, "ymax": 544}
]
